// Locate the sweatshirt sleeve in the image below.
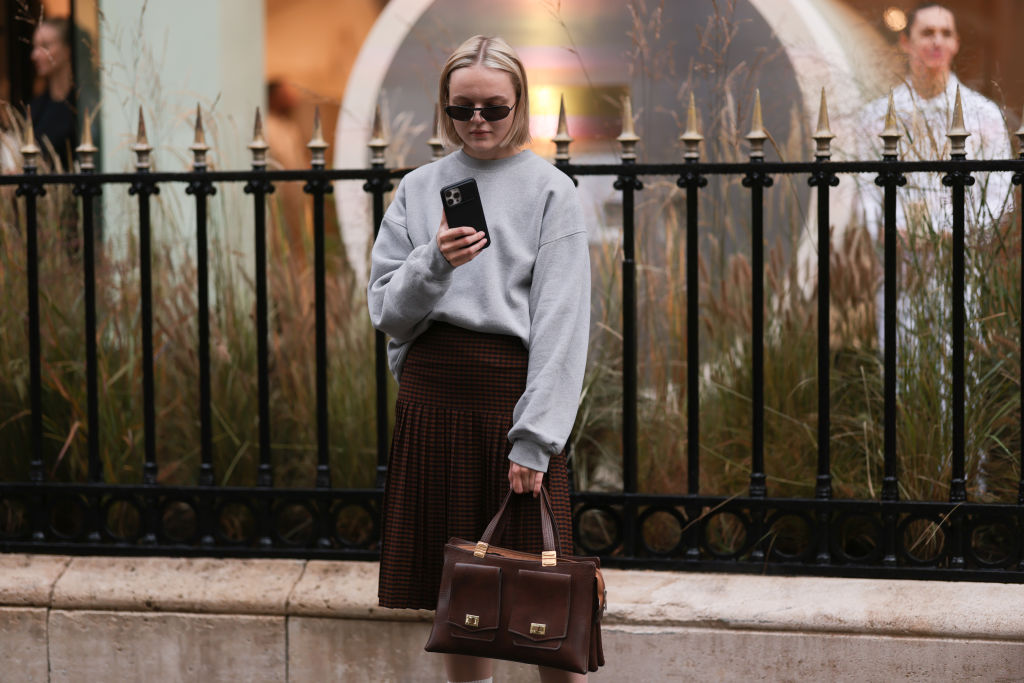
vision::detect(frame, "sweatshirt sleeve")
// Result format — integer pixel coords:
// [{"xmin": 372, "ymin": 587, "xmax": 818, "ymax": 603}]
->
[
  {"xmin": 367, "ymin": 179, "xmax": 455, "ymax": 342},
  {"xmin": 506, "ymin": 190, "xmax": 590, "ymax": 473}
]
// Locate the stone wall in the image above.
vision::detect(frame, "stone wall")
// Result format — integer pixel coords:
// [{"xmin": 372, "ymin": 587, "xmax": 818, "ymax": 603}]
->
[{"xmin": 1, "ymin": 553, "xmax": 1021, "ymax": 681}]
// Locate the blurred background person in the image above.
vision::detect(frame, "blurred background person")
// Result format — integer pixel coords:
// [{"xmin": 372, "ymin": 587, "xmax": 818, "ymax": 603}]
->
[
  {"xmin": 856, "ymin": 2, "xmax": 1011, "ymax": 236},
  {"xmin": 854, "ymin": 2, "xmax": 1011, "ymax": 494},
  {"xmin": 29, "ymin": 17, "xmax": 77, "ymax": 172}
]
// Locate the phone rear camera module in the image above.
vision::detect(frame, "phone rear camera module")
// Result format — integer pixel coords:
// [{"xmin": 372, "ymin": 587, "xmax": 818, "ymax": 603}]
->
[{"xmin": 444, "ymin": 188, "xmax": 462, "ymax": 206}]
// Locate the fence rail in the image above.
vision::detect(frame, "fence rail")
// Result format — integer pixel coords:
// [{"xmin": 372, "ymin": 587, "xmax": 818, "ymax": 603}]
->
[{"xmin": 1, "ymin": 97, "xmax": 1023, "ymax": 583}]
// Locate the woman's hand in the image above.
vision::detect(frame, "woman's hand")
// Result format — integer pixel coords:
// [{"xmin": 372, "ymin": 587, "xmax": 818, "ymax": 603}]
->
[
  {"xmin": 437, "ymin": 212, "xmax": 487, "ymax": 267},
  {"xmin": 508, "ymin": 461, "xmax": 544, "ymax": 497}
]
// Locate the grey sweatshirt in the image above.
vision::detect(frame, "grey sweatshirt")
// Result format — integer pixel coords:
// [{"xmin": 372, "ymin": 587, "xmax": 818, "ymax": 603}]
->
[{"xmin": 367, "ymin": 149, "xmax": 590, "ymax": 473}]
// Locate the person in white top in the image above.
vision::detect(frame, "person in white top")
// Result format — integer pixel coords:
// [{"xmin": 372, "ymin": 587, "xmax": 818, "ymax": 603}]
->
[
  {"xmin": 856, "ymin": 2, "xmax": 1011, "ymax": 236},
  {"xmin": 854, "ymin": 4, "xmax": 1010, "ymax": 490},
  {"xmin": 855, "ymin": 3, "xmax": 1011, "ymax": 346}
]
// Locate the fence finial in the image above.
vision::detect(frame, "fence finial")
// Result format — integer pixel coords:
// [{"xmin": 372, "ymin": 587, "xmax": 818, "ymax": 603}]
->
[
  {"xmin": 679, "ymin": 92, "xmax": 703, "ymax": 161},
  {"xmin": 249, "ymin": 107, "xmax": 269, "ymax": 168},
  {"xmin": 617, "ymin": 94, "xmax": 640, "ymax": 162},
  {"xmin": 368, "ymin": 102, "xmax": 389, "ymax": 167},
  {"xmin": 879, "ymin": 91, "xmax": 901, "ymax": 158},
  {"xmin": 20, "ymin": 104, "xmax": 40, "ymax": 169},
  {"xmin": 427, "ymin": 103, "xmax": 445, "ymax": 160},
  {"xmin": 812, "ymin": 87, "xmax": 834, "ymax": 160},
  {"xmin": 133, "ymin": 106, "xmax": 153, "ymax": 170},
  {"xmin": 190, "ymin": 104, "xmax": 209, "ymax": 170},
  {"xmin": 746, "ymin": 89, "xmax": 768, "ymax": 159},
  {"xmin": 552, "ymin": 93, "xmax": 573, "ymax": 163},
  {"xmin": 76, "ymin": 106, "xmax": 98, "ymax": 171},
  {"xmin": 947, "ymin": 85, "xmax": 970, "ymax": 157},
  {"xmin": 308, "ymin": 106, "xmax": 328, "ymax": 168}
]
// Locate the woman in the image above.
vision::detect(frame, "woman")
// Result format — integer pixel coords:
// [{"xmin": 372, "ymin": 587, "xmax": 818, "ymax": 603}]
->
[
  {"xmin": 29, "ymin": 18, "xmax": 76, "ymax": 171},
  {"xmin": 367, "ymin": 35, "xmax": 590, "ymax": 683}
]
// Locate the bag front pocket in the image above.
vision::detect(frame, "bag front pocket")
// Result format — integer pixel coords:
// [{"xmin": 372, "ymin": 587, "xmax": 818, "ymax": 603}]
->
[
  {"xmin": 447, "ymin": 562, "xmax": 502, "ymax": 642},
  {"xmin": 507, "ymin": 569, "xmax": 571, "ymax": 651}
]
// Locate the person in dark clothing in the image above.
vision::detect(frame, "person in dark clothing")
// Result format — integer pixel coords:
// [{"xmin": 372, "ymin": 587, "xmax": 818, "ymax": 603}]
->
[{"xmin": 29, "ymin": 18, "xmax": 76, "ymax": 171}]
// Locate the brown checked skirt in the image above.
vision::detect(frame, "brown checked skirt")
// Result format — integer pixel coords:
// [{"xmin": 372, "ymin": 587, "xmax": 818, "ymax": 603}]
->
[{"xmin": 377, "ymin": 322, "xmax": 573, "ymax": 610}]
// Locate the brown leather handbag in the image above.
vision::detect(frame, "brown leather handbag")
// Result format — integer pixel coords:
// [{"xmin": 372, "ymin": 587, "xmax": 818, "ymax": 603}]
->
[{"xmin": 424, "ymin": 486, "xmax": 606, "ymax": 674}]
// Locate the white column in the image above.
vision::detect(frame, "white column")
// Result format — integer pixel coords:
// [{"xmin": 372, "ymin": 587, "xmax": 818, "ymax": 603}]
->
[{"xmin": 97, "ymin": 0, "xmax": 264, "ymax": 270}]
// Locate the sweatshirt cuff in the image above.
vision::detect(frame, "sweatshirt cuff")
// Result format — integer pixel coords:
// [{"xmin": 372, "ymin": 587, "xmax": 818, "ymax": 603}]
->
[
  {"xmin": 507, "ymin": 439, "xmax": 552, "ymax": 473},
  {"xmin": 429, "ymin": 238, "xmax": 456, "ymax": 277}
]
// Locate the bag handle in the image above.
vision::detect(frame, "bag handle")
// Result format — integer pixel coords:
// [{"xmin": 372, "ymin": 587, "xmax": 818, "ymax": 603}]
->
[{"xmin": 474, "ymin": 486, "xmax": 560, "ymax": 566}]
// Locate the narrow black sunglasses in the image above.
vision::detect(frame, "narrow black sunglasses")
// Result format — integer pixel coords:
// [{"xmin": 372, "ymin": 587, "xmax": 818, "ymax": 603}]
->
[{"xmin": 444, "ymin": 102, "xmax": 516, "ymax": 122}]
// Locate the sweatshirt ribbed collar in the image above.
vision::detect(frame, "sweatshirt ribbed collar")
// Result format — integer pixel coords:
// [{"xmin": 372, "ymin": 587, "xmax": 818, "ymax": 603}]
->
[{"xmin": 455, "ymin": 148, "xmax": 534, "ymax": 173}]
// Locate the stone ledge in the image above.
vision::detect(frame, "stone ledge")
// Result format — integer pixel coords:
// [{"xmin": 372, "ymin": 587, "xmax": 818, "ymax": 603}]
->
[
  {"xmin": 0, "ymin": 554, "xmax": 71, "ymax": 607},
  {"xmin": 1, "ymin": 553, "xmax": 1022, "ymax": 642},
  {"xmin": 51, "ymin": 556, "xmax": 306, "ymax": 615}
]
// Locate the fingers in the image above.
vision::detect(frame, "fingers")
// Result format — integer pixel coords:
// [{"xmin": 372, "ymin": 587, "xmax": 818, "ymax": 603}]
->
[
  {"xmin": 508, "ymin": 464, "xmax": 522, "ymax": 494},
  {"xmin": 437, "ymin": 220, "xmax": 487, "ymax": 267},
  {"xmin": 508, "ymin": 462, "xmax": 544, "ymax": 497}
]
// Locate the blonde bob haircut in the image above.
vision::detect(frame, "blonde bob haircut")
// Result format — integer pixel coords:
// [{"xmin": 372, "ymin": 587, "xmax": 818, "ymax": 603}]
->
[{"xmin": 438, "ymin": 35, "xmax": 532, "ymax": 151}]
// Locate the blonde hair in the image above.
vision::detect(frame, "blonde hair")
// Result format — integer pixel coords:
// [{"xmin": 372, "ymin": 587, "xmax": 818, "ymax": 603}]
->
[{"xmin": 438, "ymin": 35, "xmax": 531, "ymax": 151}]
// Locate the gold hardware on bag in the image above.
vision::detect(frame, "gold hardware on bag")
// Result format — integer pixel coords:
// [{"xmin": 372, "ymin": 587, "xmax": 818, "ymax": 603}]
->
[
  {"xmin": 474, "ymin": 541, "xmax": 489, "ymax": 558},
  {"xmin": 465, "ymin": 614, "xmax": 479, "ymax": 627},
  {"xmin": 530, "ymin": 623, "xmax": 546, "ymax": 635},
  {"xmin": 541, "ymin": 550, "xmax": 556, "ymax": 567}
]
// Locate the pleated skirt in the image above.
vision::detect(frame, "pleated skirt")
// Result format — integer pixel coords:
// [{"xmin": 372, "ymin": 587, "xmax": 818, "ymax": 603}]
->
[{"xmin": 377, "ymin": 322, "xmax": 573, "ymax": 610}]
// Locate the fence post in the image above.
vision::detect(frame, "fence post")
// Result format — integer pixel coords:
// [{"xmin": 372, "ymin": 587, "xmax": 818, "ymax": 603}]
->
[
  {"xmin": 16, "ymin": 110, "xmax": 47, "ymax": 542},
  {"xmin": 305, "ymin": 107, "xmax": 334, "ymax": 492},
  {"xmin": 614, "ymin": 95, "xmax": 642, "ymax": 558},
  {"xmin": 875, "ymin": 92, "xmax": 906, "ymax": 566},
  {"xmin": 185, "ymin": 106, "xmax": 217, "ymax": 488},
  {"xmin": 365, "ymin": 104, "xmax": 393, "ymax": 490},
  {"xmin": 678, "ymin": 93, "xmax": 706, "ymax": 561},
  {"xmin": 942, "ymin": 87, "xmax": 974, "ymax": 569},
  {"xmin": 742, "ymin": 91, "xmax": 773, "ymax": 562},
  {"xmin": 808, "ymin": 89, "xmax": 838, "ymax": 565},
  {"xmin": 244, "ymin": 109, "xmax": 276, "ymax": 547},
  {"xmin": 127, "ymin": 108, "xmax": 161, "ymax": 544},
  {"xmin": 185, "ymin": 106, "xmax": 218, "ymax": 547},
  {"xmin": 74, "ymin": 110, "xmax": 104, "ymax": 543}
]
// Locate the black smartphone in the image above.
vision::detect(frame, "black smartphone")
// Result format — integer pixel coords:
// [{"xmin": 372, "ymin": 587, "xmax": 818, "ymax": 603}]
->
[{"xmin": 440, "ymin": 177, "xmax": 490, "ymax": 250}]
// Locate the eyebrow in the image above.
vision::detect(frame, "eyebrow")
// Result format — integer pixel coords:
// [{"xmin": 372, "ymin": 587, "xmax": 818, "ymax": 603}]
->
[{"xmin": 450, "ymin": 95, "xmax": 510, "ymax": 104}]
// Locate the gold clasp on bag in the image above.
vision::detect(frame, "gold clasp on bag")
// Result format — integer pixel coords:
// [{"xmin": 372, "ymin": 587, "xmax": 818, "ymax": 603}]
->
[
  {"xmin": 541, "ymin": 550, "xmax": 556, "ymax": 567},
  {"xmin": 530, "ymin": 623, "xmax": 546, "ymax": 635},
  {"xmin": 465, "ymin": 614, "xmax": 480, "ymax": 628},
  {"xmin": 474, "ymin": 541, "xmax": 489, "ymax": 558}
]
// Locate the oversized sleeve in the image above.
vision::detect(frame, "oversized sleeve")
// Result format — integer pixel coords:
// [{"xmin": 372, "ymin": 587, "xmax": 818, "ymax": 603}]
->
[
  {"xmin": 367, "ymin": 179, "xmax": 455, "ymax": 342},
  {"xmin": 968, "ymin": 102, "xmax": 1013, "ymax": 227},
  {"xmin": 506, "ymin": 190, "xmax": 591, "ymax": 473}
]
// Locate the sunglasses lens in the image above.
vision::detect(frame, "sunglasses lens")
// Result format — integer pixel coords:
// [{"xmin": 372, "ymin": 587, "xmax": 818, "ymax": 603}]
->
[
  {"xmin": 444, "ymin": 106, "xmax": 473, "ymax": 121},
  {"xmin": 481, "ymin": 106, "xmax": 512, "ymax": 121}
]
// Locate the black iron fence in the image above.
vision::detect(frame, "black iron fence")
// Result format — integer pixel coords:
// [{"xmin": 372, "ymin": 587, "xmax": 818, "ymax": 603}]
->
[{"xmin": 1, "ymin": 99, "xmax": 1023, "ymax": 583}]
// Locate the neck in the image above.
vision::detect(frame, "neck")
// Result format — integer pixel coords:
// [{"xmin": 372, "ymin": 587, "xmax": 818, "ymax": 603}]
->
[
  {"xmin": 47, "ymin": 66, "xmax": 73, "ymax": 102},
  {"xmin": 908, "ymin": 64, "xmax": 950, "ymax": 100}
]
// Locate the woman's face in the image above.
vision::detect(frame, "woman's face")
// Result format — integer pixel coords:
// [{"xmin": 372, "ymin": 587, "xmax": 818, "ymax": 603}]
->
[
  {"xmin": 447, "ymin": 64, "xmax": 519, "ymax": 160},
  {"xmin": 31, "ymin": 24, "xmax": 70, "ymax": 79}
]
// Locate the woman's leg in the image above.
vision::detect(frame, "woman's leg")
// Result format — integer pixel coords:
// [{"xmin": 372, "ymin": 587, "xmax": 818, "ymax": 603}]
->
[
  {"xmin": 538, "ymin": 666, "xmax": 587, "ymax": 682},
  {"xmin": 442, "ymin": 653, "xmax": 493, "ymax": 682}
]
